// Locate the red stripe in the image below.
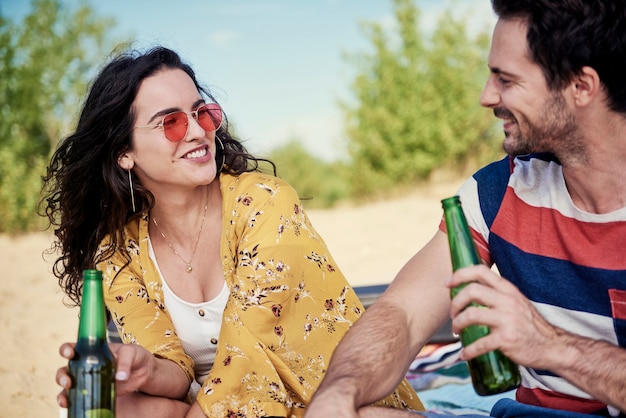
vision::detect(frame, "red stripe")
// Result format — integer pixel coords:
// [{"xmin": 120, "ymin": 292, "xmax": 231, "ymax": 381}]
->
[
  {"xmin": 517, "ymin": 386, "xmax": 605, "ymax": 413},
  {"xmin": 438, "ymin": 219, "xmax": 493, "ymax": 265},
  {"xmin": 491, "ymin": 187, "xmax": 626, "ymax": 269}
]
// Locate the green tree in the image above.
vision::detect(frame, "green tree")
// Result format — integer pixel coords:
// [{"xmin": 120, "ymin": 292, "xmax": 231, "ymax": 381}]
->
[
  {"xmin": 269, "ymin": 139, "xmax": 350, "ymax": 208},
  {"xmin": 0, "ymin": 0, "xmax": 123, "ymax": 232},
  {"xmin": 344, "ymin": 0, "xmax": 500, "ymax": 196}
]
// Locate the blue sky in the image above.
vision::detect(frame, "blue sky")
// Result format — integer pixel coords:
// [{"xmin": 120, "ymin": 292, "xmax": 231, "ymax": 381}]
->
[{"xmin": 4, "ymin": 0, "xmax": 496, "ymax": 160}]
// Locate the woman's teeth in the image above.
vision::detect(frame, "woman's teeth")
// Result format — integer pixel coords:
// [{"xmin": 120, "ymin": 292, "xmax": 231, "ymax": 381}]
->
[{"xmin": 185, "ymin": 148, "xmax": 207, "ymax": 159}]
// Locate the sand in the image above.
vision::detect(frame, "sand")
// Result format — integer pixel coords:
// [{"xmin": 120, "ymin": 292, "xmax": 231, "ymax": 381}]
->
[{"xmin": 0, "ymin": 179, "xmax": 460, "ymax": 417}]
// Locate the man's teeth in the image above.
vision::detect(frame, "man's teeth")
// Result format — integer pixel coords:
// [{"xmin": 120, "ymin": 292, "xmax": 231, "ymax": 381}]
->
[{"xmin": 185, "ymin": 148, "xmax": 207, "ymax": 159}]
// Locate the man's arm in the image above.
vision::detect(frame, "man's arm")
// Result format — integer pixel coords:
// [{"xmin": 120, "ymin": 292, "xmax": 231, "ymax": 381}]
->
[{"xmin": 305, "ymin": 231, "xmax": 453, "ymax": 417}]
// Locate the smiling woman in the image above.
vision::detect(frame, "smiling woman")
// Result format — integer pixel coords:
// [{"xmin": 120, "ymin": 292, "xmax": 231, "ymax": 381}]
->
[{"xmin": 40, "ymin": 46, "xmax": 424, "ymax": 418}]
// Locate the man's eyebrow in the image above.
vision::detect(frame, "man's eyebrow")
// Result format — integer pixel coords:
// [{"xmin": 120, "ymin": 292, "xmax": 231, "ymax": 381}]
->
[{"xmin": 489, "ymin": 66, "xmax": 517, "ymax": 78}]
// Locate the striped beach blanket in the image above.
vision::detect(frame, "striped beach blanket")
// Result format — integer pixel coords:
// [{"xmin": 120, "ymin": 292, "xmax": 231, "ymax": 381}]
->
[{"xmin": 406, "ymin": 342, "xmax": 515, "ymax": 415}]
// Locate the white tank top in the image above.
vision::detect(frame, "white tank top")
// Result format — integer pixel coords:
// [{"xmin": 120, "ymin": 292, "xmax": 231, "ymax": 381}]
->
[{"xmin": 148, "ymin": 236, "xmax": 228, "ymax": 388}]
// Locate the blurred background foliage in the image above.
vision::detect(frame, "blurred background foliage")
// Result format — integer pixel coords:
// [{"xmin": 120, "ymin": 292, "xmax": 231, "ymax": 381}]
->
[
  {"xmin": 341, "ymin": 0, "xmax": 500, "ymax": 197},
  {"xmin": 1, "ymin": 0, "xmax": 501, "ymax": 233},
  {"xmin": 267, "ymin": 139, "xmax": 351, "ymax": 208},
  {"xmin": 0, "ymin": 0, "xmax": 124, "ymax": 232}
]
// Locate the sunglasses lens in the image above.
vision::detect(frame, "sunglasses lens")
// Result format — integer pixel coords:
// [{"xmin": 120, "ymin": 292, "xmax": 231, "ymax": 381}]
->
[
  {"xmin": 162, "ymin": 112, "xmax": 188, "ymax": 142},
  {"xmin": 158, "ymin": 104, "xmax": 222, "ymax": 141},
  {"xmin": 196, "ymin": 103, "xmax": 223, "ymax": 132}
]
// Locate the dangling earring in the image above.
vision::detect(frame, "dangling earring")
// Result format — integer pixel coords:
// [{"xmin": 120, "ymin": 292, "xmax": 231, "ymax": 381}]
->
[
  {"xmin": 128, "ymin": 169, "xmax": 136, "ymax": 213},
  {"xmin": 216, "ymin": 136, "xmax": 226, "ymax": 173}
]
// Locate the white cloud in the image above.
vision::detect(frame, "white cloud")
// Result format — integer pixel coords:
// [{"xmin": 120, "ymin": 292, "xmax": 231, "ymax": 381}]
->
[{"xmin": 208, "ymin": 30, "xmax": 241, "ymax": 49}]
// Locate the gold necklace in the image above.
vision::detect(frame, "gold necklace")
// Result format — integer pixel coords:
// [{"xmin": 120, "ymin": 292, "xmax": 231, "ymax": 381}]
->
[{"xmin": 151, "ymin": 193, "xmax": 208, "ymax": 273}]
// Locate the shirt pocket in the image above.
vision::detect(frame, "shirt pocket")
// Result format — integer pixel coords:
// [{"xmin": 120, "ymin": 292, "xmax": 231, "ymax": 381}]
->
[{"xmin": 608, "ymin": 289, "xmax": 626, "ymax": 347}]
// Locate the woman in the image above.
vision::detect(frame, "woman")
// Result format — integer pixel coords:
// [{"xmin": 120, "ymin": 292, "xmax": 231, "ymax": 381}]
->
[{"xmin": 42, "ymin": 47, "xmax": 424, "ymax": 417}]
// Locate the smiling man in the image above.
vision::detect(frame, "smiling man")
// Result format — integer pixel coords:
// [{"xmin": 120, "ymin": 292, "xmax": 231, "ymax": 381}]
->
[{"xmin": 305, "ymin": 0, "xmax": 626, "ymax": 417}]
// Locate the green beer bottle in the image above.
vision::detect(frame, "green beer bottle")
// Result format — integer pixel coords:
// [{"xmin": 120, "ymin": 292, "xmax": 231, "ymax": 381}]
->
[
  {"xmin": 68, "ymin": 269, "xmax": 116, "ymax": 418},
  {"xmin": 441, "ymin": 196, "xmax": 520, "ymax": 396}
]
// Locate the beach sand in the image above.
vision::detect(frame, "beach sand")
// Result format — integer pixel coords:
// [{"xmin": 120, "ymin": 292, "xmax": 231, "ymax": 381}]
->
[{"xmin": 0, "ymin": 178, "xmax": 460, "ymax": 417}]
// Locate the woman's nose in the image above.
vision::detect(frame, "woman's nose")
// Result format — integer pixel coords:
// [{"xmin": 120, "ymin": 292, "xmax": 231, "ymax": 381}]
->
[{"xmin": 184, "ymin": 114, "xmax": 207, "ymax": 142}]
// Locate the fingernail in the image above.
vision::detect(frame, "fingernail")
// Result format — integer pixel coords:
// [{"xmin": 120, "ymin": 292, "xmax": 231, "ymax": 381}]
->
[
  {"xmin": 116, "ymin": 371, "xmax": 128, "ymax": 381},
  {"xmin": 62, "ymin": 347, "xmax": 72, "ymax": 357},
  {"xmin": 60, "ymin": 376, "xmax": 68, "ymax": 387}
]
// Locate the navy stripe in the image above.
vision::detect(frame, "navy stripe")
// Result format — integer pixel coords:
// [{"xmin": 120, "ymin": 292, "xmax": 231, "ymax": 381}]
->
[
  {"xmin": 517, "ymin": 152, "xmax": 560, "ymax": 164},
  {"xmin": 489, "ymin": 233, "xmax": 625, "ymax": 317},
  {"xmin": 474, "ymin": 156, "xmax": 511, "ymax": 229}
]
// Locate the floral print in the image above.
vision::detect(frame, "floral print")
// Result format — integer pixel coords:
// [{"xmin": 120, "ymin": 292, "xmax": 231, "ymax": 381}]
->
[{"xmin": 98, "ymin": 172, "xmax": 423, "ymax": 417}]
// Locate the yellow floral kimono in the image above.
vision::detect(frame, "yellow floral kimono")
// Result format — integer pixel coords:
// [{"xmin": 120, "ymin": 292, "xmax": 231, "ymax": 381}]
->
[{"xmin": 98, "ymin": 172, "xmax": 424, "ymax": 417}]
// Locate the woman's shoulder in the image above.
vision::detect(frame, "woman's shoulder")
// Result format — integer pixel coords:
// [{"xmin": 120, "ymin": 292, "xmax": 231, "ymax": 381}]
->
[
  {"xmin": 221, "ymin": 171, "xmax": 291, "ymax": 187},
  {"xmin": 97, "ymin": 215, "xmax": 144, "ymax": 251},
  {"xmin": 220, "ymin": 172, "xmax": 297, "ymax": 201}
]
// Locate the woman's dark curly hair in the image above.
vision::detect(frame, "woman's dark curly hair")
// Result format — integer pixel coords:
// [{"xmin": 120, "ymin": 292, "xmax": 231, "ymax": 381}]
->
[{"xmin": 40, "ymin": 46, "xmax": 274, "ymax": 306}]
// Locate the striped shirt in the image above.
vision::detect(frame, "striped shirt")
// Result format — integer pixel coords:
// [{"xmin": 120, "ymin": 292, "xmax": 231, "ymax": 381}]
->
[{"xmin": 455, "ymin": 153, "xmax": 626, "ymax": 413}]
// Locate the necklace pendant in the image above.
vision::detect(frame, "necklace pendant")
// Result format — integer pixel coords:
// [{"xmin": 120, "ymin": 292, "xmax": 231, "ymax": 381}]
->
[{"xmin": 185, "ymin": 264, "xmax": 193, "ymax": 273}]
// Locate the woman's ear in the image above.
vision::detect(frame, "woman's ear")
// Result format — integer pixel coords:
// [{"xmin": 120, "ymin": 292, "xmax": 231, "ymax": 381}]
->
[{"xmin": 118, "ymin": 153, "xmax": 134, "ymax": 171}]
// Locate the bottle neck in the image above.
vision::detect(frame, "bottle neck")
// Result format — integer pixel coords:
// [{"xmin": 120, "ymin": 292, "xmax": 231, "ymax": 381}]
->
[
  {"xmin": 442, "ymin": 196, "xmax": 481, "ymax": 271},
  {"xmin": 77, "ymin": 272, "xmax": 108, "ymax": 343}
]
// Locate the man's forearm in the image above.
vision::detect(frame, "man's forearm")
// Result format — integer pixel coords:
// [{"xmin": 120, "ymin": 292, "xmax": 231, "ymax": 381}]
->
[
  {"xmin": 315, "ymin": 299, "xmax": 416, "ymax": 407},
  {"xmin": 307, "ymin": 232, "xmax": 453, "ymax": 418},
  {"xmin": 555, "ymin": 332, "xmax": 626, "ymax": 411}
]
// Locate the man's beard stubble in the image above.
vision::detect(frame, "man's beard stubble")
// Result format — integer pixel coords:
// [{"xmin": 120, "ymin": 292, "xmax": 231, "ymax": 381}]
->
[{"xmin": 494, "ymin": 92, "xmax": 583, "ymax": 159}]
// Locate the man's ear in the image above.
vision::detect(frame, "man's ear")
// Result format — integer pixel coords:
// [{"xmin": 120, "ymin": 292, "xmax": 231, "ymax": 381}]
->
[
  {"xmin": 118, "ymin": 153, "xmax": 134, "ymax": 171},
  {"xmin": 570, "ymin": 66, "xmax": 601, "ymax": 107}
]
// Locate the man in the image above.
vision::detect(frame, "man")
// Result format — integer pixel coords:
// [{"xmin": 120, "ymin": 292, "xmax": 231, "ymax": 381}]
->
[{"xmin": 305, "ymin": 0, "xmax": 626, "ymax": 416}]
